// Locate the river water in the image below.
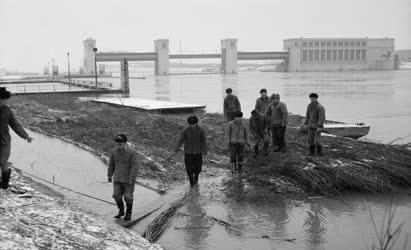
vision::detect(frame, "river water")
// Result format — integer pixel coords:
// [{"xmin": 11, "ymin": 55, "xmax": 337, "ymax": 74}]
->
[
  {"xmin": 99, "ymin": 69, "xmax": 411, "ymax": 144},
  {"xmin": 10, "ymin": 131, "xmax": 411, "ymax": 250}
]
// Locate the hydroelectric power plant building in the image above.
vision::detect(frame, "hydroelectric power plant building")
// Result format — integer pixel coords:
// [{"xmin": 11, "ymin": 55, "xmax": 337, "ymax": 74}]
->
[{"xmin": 284, "ymin": 38, "xmax": 395, "ymax": 72}]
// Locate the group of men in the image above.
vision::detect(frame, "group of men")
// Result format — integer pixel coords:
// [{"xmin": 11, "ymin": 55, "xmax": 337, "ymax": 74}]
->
[{"xmin": 223, "ymin": 87, "xmax": 326, "ymax": 164}]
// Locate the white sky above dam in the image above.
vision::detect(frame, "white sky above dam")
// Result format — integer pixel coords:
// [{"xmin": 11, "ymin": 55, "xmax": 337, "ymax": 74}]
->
[{"xmin": 0, "ymin": 0, "xmax": 410, "ymax": 72}]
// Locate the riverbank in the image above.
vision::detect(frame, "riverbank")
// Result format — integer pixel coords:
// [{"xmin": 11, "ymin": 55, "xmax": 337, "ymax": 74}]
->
[
  {"xmin": 9, "ymin": 94, "xmax": 411, "ymax": 200},
  {"xmin": 0, "ymin": 164, "xmax": 162, "ymax": 250}
]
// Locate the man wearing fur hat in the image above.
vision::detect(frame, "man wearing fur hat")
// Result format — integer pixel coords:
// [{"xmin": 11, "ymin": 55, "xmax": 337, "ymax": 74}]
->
[
  {"xmin": 108, "ymin": 134, "xmax": 139, "ymax": 221},
  {"xmin": 0, "ymin": 87, "xmax": 33, "ymax": 189},
  {"xmin": 304, "ymin": 93, "xmax": 326, "ymax": 156},
  {"xmin": 175, "ymin": 115, "xmax": 208, "ymax": 188}
]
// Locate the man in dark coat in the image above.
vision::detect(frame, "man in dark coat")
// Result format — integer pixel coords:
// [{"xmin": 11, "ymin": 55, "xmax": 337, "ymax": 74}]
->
[
  {"xmin": 249, "ymin": 110, "xmax": 269, "ymax": 157},
  {"xmin": 223, "ymin": 88, "xmax": 241, "ymax": 121},
  {"xmin": 108, "ymin": 134, "xmax": 139, "ymax": 221},
  {"xmin": 227, "ymin": 111, "xmax": 250, "ymax": 174},
  {"xmin": 255, "ymin": 88, "xmax": 271, "ymax": 116},
  {"xmin": 265, "ymin": 93, "xmax": 288, "ymax": 152},
  {"xmin": 175, "ymin": 115, "xmax": 208, "ymax": 188},
  {"xmin": 304, "ymin": 93, "xmax": 326, "ymax": 156},
  {"xmin": 0, "ymin": 87, "xmax": 33, "ymax": 189}
]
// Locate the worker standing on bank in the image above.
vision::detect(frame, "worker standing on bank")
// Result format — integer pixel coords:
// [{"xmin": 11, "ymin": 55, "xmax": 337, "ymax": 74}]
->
[
  {"xmin": 175, "ymin": 115, "xmax": 208, "ymax": 188},
  {"xmin": 249, "ymin": 110, "xmax": 269, "ymax": 157},
  {"xmin": 108, "ymin": 134, "xmax": 139, "ymax": 221},
  {"xmin": 304, "ymin": 93, "xmax": 326, "ymax": 156},
  {"xmin": 265, "ymin": 93, "xmax": 288, "ymax": 152},
  {"xmin": 223, "ymin": 88, "xmax": 241, "ymax": 121},
  {"xmin": 0, "ymin": 87, "xmax": 33, "ymax": 190},
  {"xmin": 255, "ymin": 88, "xmax": 271, "ymax": 116},
  {"xmin": 227, "ymin": 111, "xmax": 250, "ymax": 174}
]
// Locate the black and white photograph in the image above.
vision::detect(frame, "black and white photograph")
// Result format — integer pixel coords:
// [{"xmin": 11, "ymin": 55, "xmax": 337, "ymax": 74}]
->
[{"xmin": 0, "ymin": 0, "xmax": 410, "ymax": 249}]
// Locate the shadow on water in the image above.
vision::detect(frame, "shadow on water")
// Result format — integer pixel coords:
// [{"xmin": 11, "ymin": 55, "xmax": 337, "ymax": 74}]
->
[{"xmin": 10, "ymin": 130, "xmax": 411, "ymax": 250}]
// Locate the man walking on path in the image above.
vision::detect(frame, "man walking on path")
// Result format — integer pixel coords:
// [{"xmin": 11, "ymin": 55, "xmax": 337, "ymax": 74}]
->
[
  {"xmin": 0, "ymin": 87, "xmax": 33, "ymax": 189},
  {"xmin": 249, "ymin": 110, "xmax": 269, "ymax": 157},
  {"xmin": 223, "ymin": 88, "xmax": 241, "ymax": 121},
  {"xmin": 255, "ymin": 88, "xmax": 271, "ymax": 116},
  {"xmin": 175, "ymin": 115, "xmax": 208, "ymax": 188},
  {"xmin": 304, "ymin": 93, "xmax": 326, "ymax": 156},
  {"xmin": 227, "ymin": 111, "xmax": 250, "ymax": 174},
  {"xmin": 108, "ymin": 134, "xmax": 139, "ymax": 221},
  {"xmin": 265, "ymin": 93, "xmax": 288, "ymax": 152}
]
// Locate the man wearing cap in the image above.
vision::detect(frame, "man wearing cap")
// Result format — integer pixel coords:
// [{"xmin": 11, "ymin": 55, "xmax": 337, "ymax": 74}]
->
[
  {"xmin": 175, "ymin": 115, "xmax": 208, "ymax": 188},
  {"xmin": 227, "ymin": 111, "xmax": 250, "ymax": 174},
  {"xmin": 255, "ymin": 88, "xmax": 271, "ymax": 116},
  {"xmin": 304, "ymin": 93, "xmax": 326, "ymax": 156},
  {"xmin": 108, "ymin": 134, "xmax": 139, "ymax": 221},
  {"xmin": 0, "ymin": 87, "xmax": 33, "ymax": 190},
  {"xmin": 223, "ymin": 88, "xmax": 241, "ymax": 121},
  {"xmin": 265, "ymin": 93, "xmax": 288, "ymax": 152},
  {"xmin": 249, "ymin": 110, "xmax": 269, "ymax": 157}
]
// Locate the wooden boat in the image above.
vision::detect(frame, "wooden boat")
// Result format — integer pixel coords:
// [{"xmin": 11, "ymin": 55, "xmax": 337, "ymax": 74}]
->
[{"xmin": 288, "ymin": 114, "xmax": 370, "ymax": 139}]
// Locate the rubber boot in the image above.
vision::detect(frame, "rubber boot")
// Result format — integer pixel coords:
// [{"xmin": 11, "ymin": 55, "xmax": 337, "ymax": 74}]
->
[
  {"xmin": 0, "ymin": 169, "xmax": 12, "ymax": 190},
  {"xmin": 253, "ymin": 145, "xmax": 259, "ymax": 158},
  {"xmin": 124, "ymin": 201, "xmax": 133, "ymax": 221},
  {"xmin": 114, "ymin": 200, "xmax": 125, "ymax": 219},
  {"xmin": 309, "ymin": 145, "xmax": 315, "ymax": 156},
  {"xmin": 263, "ymin": 142, "xmax": 269, "ymax": 156},
  {"xmin": 316, "ymin": 145, "xmax": 323, "ymax": 156},
  {"xmin": 188, "ymin": 175, "xmax": 195, "ymax": 188},
  {"xmin": 193, "ymin": 174, "xmax": 199, "ymax": 185}
]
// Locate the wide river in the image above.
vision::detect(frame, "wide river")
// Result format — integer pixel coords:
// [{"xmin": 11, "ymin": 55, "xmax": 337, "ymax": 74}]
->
[{"xmin": 101, "ymin": 69, "xmax": 411, "ymax": 144}]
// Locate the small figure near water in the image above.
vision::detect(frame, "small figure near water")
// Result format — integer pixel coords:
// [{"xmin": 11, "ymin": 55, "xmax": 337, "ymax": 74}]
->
[
  {"xmin": 304, "ymin": 93, "xmax": 326, "ymax": 156},
  {"xmin": 227, "ymin": 111, "xmax": 250, "ymax": 174},
  {"xmin": 175, "ymin": 115, "xmax": 208, "ymax": 188},
  {"xmin": 265, "ymin": 93, "xmax": 288, "ymax": 153},
  {"xmin": 108, "ymin": 134, "xmax": 139, "ymax": 221},
  {"xmin": 0, "ymin": 87, "xmax": 33, "ymax": 190},
  {"xmin": 249, "ymin": 110, "xmax": 270, "ymax": 157},
  {"xmin": 223, "ymin": 88, "xmax": 241, "ymax": 121}
]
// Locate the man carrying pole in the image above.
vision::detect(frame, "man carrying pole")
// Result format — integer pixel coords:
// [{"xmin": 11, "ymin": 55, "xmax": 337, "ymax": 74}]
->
[
  {"xmin": 108, "ymin": 134, "xmax": 139, "ymax": 221},
  {"xmin": 0, "ymin": 87, "xmax": 34, "ymax": 189},
  {"xmin": 304, "ymin": 93, "xmax": 326, "ymax": 156},
  {"xmin": 175, "ymin": 115, "xmax": 208, "ymax": 188}
]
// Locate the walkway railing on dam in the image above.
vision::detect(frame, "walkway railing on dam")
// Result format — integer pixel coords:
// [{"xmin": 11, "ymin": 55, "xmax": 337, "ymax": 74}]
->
[{"xmin": 1, "ymin": 79, "xmax": 114, "ymax": 94}]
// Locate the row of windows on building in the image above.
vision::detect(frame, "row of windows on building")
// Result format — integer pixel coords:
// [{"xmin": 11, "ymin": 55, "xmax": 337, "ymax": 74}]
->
[
  {"xmin": 302, "ymin": 49, "xmax": 366, "ymax": 62},
  {"xmin": 299, "ymin": 41, "xmax": 367, "ymax": 47}
]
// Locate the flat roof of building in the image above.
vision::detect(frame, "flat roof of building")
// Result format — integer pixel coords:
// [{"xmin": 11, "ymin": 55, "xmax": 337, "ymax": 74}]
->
[{"xmin": 284, "ymin": 37, "xmax": 394, "ymax": 41}]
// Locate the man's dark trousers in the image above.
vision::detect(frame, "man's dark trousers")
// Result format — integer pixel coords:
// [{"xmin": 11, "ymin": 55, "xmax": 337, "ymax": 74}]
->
[
  {"xmin": 185, "ymin": 153, "xmax": 203, "ymax": 185},
  {"xmin": 230, "ymin": 143, "xmax": 245, "ymax": 172},
  {"xmin": 271, "ymin": 125, "xmax": 286, "ymax": 149}
]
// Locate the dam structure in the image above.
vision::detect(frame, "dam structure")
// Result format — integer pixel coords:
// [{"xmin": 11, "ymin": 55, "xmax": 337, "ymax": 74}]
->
[
  {"xmin": 82, "ymin": 37, "xmax": 398, "ymax": 92},
  {"xmin": 83, "ymin": 38, "xmax": 289, "ymax": 92}
]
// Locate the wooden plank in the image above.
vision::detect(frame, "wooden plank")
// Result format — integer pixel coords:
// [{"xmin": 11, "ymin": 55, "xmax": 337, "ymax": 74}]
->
[{"xmin": 91, "ymin": 97, "xmax": 206, "ymax": 112}]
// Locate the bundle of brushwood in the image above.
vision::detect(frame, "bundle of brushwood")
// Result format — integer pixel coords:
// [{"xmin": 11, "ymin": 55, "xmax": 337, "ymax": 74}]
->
[{"xmin": 143, "ymin": 193, "xmax": 188, "ymax": 242}]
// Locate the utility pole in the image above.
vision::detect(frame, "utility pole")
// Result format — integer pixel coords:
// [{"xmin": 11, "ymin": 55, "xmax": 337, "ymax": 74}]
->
[
  {"xmin": 93, "ymin": 47, "xmax": 98, "ymax": 88},
  {"xmin": 67, "ymin": 52, "xmax": 71, "ymax": 90}
]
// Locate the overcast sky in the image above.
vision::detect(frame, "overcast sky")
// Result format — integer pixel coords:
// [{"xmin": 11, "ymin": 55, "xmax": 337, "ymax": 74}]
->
[{"xmin": 1, "ymin": 0, "xmax": 410, "ymax": 72}]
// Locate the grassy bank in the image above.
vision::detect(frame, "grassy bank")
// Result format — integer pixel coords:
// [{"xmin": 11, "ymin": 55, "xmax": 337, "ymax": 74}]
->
[{"xmin": 10, "ymin": 94, "xmax": 411, "ymax": 198}]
